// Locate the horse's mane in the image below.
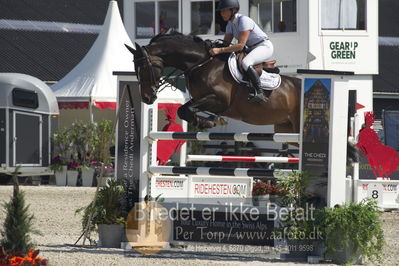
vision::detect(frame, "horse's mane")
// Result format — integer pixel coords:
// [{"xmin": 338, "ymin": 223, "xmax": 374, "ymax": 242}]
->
[
  {"xmin": 149, "ymin": 31, "xmax": 229, "ymax": 60},
  {"xmin": 149, "ymin": 31, "xmax": 205, "ymax": 45}
]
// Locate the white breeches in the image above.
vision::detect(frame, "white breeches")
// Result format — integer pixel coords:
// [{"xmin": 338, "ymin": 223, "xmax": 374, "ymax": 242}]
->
[{"xmin": 242, "ymin": 40, "xmax": 274, "ymax": 71}]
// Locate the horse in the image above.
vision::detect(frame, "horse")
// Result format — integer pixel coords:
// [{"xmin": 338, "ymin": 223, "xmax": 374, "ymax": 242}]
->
[
  {"xmin": 125, "ymin": 32, "xmax": 359, "ymax": 206},
  {"xmin": 125, "ymin": 32, "xmax": 301, "ymax": 135}
]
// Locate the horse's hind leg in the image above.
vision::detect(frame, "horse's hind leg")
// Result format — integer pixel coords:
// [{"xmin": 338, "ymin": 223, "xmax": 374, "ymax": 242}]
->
[
  {"xmin": 274, "ymin": 121, "xmax": 295, "ymax": 134},
  {"xmin": 275, "ymin": 122, "xmax": 299, "ymax": 147},
  {"xmin": 177, "ymin": 95, "xmax": 227, "ymax": 129}
]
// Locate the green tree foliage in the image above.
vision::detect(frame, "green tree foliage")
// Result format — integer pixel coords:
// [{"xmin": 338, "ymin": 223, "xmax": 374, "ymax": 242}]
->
[{"xmin": 1, "ymin": 173, "xmax": 39, "ymax": 254}]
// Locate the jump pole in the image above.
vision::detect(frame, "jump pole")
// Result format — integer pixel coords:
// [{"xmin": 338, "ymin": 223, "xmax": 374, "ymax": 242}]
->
[
  {"xmin": 186, "ymin": 155, "xmax": 299, "ymax": 163},
  {"xmin": 148, "ymin": 132, "xmax": 300, "ymax": 143},
  {"xmin": 148, "ymin": 166, "xmax": 295, "ymax": 177}
]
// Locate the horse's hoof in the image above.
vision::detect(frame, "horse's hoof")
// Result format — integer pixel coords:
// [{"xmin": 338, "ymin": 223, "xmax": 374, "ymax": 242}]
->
[
  {"xmin": 194, "ymin": 117, "xmax": 216, "ymax": 129},
  {"xmin": 203, "ymin": 121, "xmax": 216, "ymax": 128},
  {"xmin": 216, "ymin": 117, "xmax": 228, "ymax": 126}
]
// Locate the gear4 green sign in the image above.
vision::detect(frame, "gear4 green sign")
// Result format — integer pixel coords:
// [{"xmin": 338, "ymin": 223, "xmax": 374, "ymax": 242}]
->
[{"xmin": 330, "ymin": 41, "xmax": 358, "ymax": 59}]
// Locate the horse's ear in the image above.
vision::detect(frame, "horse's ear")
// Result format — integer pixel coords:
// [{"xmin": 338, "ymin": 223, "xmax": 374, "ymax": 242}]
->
[
  {"xmin": 125, "ymin": 44, "xmax": 137, "ymax": 56},
  {"xmin": 134, "ymin": 42, "xmax": 145, "ymax": 57}
]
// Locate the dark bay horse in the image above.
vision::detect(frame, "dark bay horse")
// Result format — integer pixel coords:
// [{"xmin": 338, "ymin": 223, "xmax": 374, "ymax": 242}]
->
[{"xmin": 126, "ymin": 32, "xmax": 301, "ymax": 134}]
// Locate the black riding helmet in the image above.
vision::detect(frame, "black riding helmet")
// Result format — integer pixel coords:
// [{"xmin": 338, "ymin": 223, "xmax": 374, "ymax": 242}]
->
[{"xmin": 217, "ymin": 0, "xmax": 240, "ymax": 11}]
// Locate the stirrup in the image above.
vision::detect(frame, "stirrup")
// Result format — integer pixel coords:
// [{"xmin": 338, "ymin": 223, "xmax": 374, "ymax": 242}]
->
[{"xmin": 248, "ymin": 90, "xmax": 268, "ymax": 103}]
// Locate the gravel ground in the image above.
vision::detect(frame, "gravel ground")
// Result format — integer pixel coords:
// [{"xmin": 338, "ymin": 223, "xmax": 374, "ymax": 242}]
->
[{"xmin": 0, "ymin": 185, "xmax": 397, "ymax": 266}]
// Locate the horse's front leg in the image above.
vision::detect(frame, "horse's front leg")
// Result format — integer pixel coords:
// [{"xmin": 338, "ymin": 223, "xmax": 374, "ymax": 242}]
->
[{"xmin": 177, "ymin": 95, "xmax": 227, "ymax": 129}]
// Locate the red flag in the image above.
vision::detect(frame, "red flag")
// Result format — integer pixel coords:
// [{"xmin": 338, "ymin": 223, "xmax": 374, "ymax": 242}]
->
[{"xmin": 356, "ymin": 103, "xmax": 365, "ymax": 111}]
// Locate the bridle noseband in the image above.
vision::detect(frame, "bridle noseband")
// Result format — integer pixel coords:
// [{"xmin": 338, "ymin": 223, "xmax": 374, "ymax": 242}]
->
[{"xmin": 134, "ymin": 46, "xmax": 165, "ymax": 97}]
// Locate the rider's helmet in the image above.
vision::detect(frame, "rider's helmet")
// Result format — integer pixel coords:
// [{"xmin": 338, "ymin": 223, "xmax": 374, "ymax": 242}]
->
[{"xmin": 217, "ymin": 0, "xmax": 240, "ymax": 11}]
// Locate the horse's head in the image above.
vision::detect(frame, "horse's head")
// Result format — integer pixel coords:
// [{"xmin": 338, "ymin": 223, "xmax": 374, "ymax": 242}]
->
[{"xmin": 125, "ymin": 43, "xmax": 164, "ymax": 104}]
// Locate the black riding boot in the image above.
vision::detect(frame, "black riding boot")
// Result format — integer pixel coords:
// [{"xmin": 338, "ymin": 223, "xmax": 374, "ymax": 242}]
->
[{"xmin": 246, "ymin": 66, "xmax": 267, "ymax": 103}]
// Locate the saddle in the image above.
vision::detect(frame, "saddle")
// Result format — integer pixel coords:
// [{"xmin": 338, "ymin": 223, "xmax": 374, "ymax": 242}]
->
[{"xmin": 236, "ymin": 52, "xmax": 280, "ymax": 76}]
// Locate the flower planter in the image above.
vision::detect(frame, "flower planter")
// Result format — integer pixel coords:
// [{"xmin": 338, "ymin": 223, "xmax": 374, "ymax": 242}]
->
[
  {"xmin": 81, "ymin": 167, "xmax": 95, "ymax": 187},
  {"xmin": 98, "ymin": 224, "xmax": 124, "ymax": 248},
  {"xmin": 67, "ymin": 170, "xmax": 79, "ymax": 186},
  {"xmin": 269, "ymin": 195, "xmax": 283, "ymax": 206},
  {"xmin": 98, "ymin": 176, "xmax": 113, "ymax": 187},
  {"xmin": 252, "ymin": 194, "xmax": 270, "ymax": 206},
  {"xmin": 55, "ymin": 166, "xmax": 67, "ymax": 186},
  {"xmin": 31, "ymin": 176, "xmax": 41, "ymax": 186},
  {"xmin": 326, "ymin": 239, "xmax": 363, "ymax": 264}
]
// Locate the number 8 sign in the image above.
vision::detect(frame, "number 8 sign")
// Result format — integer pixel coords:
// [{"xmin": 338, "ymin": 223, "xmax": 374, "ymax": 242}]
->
[{"xmin": 367, "ymin": 183, "xmax": 384, "ymax": 204}]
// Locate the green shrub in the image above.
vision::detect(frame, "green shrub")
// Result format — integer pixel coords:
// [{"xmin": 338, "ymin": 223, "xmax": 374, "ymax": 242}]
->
[
  {"xmin": 319, "ymin": 199, "xmax": 384, "ymax": 264},
  {"xmin": 76, "ymin": 179, "xmax": 125, "ymax": 236},
  {"xmin": 1, "ymin": 171, "xmax": 40, "ymax": 254}
]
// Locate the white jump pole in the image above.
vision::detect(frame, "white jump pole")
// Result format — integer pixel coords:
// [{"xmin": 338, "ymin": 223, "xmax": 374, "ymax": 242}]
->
[
  {"xmin": 148, "ymin": 132, "xmax": 300, "ymax": 143},
  {"xmin": 148, "ymin": 165, "xmax": 296, "ymax": 177},
  {"xmin": 187, "ymin": 155, "xmax": 299, "ymax": 163}
]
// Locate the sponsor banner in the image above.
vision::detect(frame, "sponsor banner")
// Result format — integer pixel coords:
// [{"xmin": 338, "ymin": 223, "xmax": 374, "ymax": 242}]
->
[
  {"xmin": 165, "ymin": 202, "xmax": 319, "ymax": 246},
  {"xmin": 301, "ymin": 78, "xmax": 331, "ymax": 200},
  {"xmin": 172, "ymin": 206, "xmax": 275, "ymax": 246},
  {"xmin": 116, "ymin": 81, "xmax": 142, "ymax": 205},
  {"xmin": 151, "ymin": 177, "xmax": 189, "ymax": 199},
  {"xmin": 189, "ymin": 176, "xmax": 252, "ymax": 205},
  {"xmin": 329, "ymin": 41, "xmax": 358, "ymax": 61},
  {"xmin": 193, "ymin": 183, "xmax": 247, "ymax": 196},
  {"xmin": 190, "ymin": 176, "xmax": 251, "ymax": 198},
  {"xmin": 154, "ymin": 178, "xmax": 185, "ymax": 189},
  {"xmin": 383, "ymin": 110, "xmax": 399, "ymax": 151}
]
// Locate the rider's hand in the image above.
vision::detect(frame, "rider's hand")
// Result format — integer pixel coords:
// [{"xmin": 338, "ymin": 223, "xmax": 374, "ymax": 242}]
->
[{"xmin": 209, "ymin": 48, "xmax": 223, "ymax": 56}]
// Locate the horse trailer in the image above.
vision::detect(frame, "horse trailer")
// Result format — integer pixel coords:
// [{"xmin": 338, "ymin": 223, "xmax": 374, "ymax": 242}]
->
[{"xmin": 0, "ymin": 73, "xmax": 59, "ymax": 183}]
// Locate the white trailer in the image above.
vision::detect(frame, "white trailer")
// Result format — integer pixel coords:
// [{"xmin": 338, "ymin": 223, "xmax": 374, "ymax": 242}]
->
[{"xmin": 0, "ymin": 73, "xmax": 59, "ymax": 183}]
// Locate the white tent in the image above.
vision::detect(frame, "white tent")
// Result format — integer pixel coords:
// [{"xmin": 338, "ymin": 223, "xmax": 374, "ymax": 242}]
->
[{"xmin": 51, "ymin": 1, "xmax": 134, "ymax": 126}]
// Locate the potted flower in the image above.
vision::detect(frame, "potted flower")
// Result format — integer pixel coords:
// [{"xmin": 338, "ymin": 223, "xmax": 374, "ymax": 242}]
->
[
  {"xmin": 316, "ymin": 199, "xmax": 384, "ymax": 264},
  {"xmin": 51, "ymin": 128, "xmax": 72, "ymax": 186},
  {"xmin": 273, "ymin": 171, "xmax": 315, "ymax": 259},
  {"xmin": 76, "ymin": 179, "xmax": 126, "ymax": 248},
  {"xmin": 90, "ymin": 120, "xmax": 115, "ymax": 186},
  {"xmin": 81, "ymin": 159, "xmax": 97, "ymax": 187},
  {"xmin": 96, "ymin": 163, "xmax": 115, "ymax": 186},
  {"xmin": 69, "ymin": 121, "xmax": 98, "ymax": 187},
  {"xmin": 252, "ymin": 180, "xmax": 286, "ymax": 206},
  {"xmin": 67, "ymin": 162, "xmax": 80, "ymax": 186},
  {"xmin": 252, "ymin": 180, "xmax": 275, "ymax": 206}
]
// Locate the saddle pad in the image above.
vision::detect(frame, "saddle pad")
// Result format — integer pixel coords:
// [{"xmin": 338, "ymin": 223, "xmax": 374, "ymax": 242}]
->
[{"xmin": 228, "ymin": 53, "xmax": 281, "ymax": 90}]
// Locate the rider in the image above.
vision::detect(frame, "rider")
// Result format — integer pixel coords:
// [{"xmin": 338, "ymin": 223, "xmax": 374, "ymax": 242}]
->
[{"xmin": 209, "ymin": 0, "xmax": 274, "ymax": 103}]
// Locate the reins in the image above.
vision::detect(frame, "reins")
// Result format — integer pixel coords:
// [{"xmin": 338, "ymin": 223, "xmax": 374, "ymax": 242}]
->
[
  {"xmin": 134, "ymin": 45, "xmax": 215, "ymax": 94},
  {"xmin": 133, "ymin": 38, "xmax": 231, "ymax": 95}
]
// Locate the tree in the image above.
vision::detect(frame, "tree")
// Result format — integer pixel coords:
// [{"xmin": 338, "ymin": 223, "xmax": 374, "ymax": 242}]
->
[{"xmin": 1, "ymin": 169, "xmax": 39, "ymax": 255}]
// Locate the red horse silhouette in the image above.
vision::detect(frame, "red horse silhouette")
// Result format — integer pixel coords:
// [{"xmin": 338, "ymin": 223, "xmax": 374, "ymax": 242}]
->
[{"xmin": 356, "ymin": 112, "xmax": 399, "ymax": 179}]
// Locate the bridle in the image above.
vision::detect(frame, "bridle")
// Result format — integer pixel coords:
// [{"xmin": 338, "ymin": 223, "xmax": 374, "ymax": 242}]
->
[
  {"xmin": 134, "ymin": 46, "xmax": 166, "ymax": 97},
  {"xmin": 134, "ymin": 45, "xmax": 214, "ymax": 97}
]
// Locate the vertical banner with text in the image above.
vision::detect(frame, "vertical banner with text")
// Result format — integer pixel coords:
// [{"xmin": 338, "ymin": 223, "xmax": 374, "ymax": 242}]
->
[
  {"xmin": 301, "ymin": 78, "xmax": 331, "ymax": 203},
  {"xmin": 116, "ymin": 81, "xmax": 142, "ymax": 204}
]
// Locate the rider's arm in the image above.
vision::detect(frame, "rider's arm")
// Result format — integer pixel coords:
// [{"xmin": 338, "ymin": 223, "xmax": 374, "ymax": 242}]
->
[
  {"xmin": 209, "ymin": 30, "xmax": 250, "ymax": 55},
  {"xmin": 223, "ymin": 33, "xmax": 233, "ymax": 44}
]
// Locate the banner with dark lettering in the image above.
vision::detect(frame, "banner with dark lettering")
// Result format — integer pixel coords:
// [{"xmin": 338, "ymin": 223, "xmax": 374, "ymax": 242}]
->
[
  {"xmin": 301, "ymin": 78, "xmax": 331, "ymax": 203},
  {"xmin": 116, "ymin": 81, "xmax": 142, "ymax": 204},
  {"xmin": 384, "ymin": 110, "xmax": 399, "ymax": 151},
  {"xmin": 171, "ymin": 204, "xmax": 275, "ymax": 246}
]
